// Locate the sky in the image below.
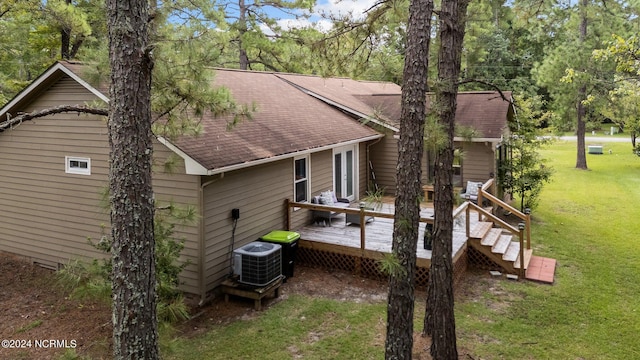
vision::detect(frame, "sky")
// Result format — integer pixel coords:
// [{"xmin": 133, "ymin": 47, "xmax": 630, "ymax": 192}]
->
[{"xmin": 268, "ymin": 0, "xmax": 379, "ymax": 33}]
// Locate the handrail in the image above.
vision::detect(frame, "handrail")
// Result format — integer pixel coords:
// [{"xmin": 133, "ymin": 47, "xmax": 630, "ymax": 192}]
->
[
  {"xmin": 481, "ymin": 191, "xmax": 527, "ymax": 222},
  {"xmin": 481, "ymin": 178, "xmax": 494, "ymax": 192},
  {"xmin": 452, "ymin": 201, "xmax": 471, "ymax": 237},
  {"xmin": 452, "ymin": 201, "xmax": 469, "ymax": 219},
  {"xmin": 477, "ymin": 179, "xmax": 531, "ymax": 277},
  {"xmin": 287, "ymin": 201, "xmax": 435, "ymax": 223},
  {"xmin": 468, "ymin": 201, "xmax": 526, "ymax": 277},
  {"xmin": 286, "ymin": 200, "xmax": 434, "ymax": 253},
  {"xmin": 286, "ymin": 189, "xmax": 531, "ymax": 277},
  {"xmin": 467, "ymin": 202, "xmax": 519, "ymax": 235},
  {"xmin": 477, "ymin": 182, "xmax": 531, "ymax": 251}
]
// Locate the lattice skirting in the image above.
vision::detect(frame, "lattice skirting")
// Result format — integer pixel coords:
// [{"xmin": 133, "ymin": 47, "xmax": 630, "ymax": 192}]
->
[
  {"xmin": 453, "ymin": 249, "xmax": 468, "ymax": 286},
  {"xmin": 297, "ymin": 246, "xmax": 468, "ymax": 288},
  {"xmin": 467, "ymin": 246, "xmax": 501, "ymax": 271}
]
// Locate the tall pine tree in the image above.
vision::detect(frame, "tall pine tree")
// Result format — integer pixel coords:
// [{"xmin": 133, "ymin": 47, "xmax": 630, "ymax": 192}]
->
[
  {"xmin": 384, "ymin": 0, "xmax": 433, "ymax": 357},
  {"xmin": 106, "ymin": 0, "xmax": 158, "ymax": 357},
  {"xmin": 423, "ymin": 0, "xmax": 470, "ymax": 358}
]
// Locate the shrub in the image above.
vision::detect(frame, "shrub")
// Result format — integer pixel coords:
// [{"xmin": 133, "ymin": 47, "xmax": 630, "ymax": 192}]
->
[{"xmin": 58, "ymin": 202, "xmax": 195, "ymax": 324}]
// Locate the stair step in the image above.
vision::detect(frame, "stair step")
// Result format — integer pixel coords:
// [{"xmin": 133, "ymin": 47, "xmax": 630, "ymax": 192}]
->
[
  {"xmin": 481, "ymin": 228, "xmax": 502, "ymax": 247},
  {"xmin": 503, "ymin": 241, "xmax": 520, "ymax": 262},
  {"xmin": 491, "ymin": 234, "xmax": 512, "ymax": 254},
  {"xmin": 514, "ymin": 249, "xmax": 534, "ymax": 270},
  {"xmin": 469, "ymin": 222, "xmax": 493, "ymax": 240}
]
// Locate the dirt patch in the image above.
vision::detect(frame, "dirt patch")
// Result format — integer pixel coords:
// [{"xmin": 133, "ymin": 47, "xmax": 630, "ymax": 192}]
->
[
  {"xmin": 175, "ymin": 265, "xmax": 391, "ymax": 340},
  {"xmin": 1, "ymin": 253, "xmax": 502, "ymax": 359},
  {"xmin": 0, "ymin": 253, "xmax": 112, "ymax": 360}
]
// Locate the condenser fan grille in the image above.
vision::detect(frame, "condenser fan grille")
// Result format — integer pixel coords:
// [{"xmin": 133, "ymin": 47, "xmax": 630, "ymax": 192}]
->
[{"xmin": 233, "ymin": 241, "xmax": 282, "ymax": 286}]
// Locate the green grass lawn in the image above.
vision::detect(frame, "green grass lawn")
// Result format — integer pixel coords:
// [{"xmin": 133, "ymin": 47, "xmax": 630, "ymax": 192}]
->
[
  {"xmin": 160, "ymin": 140, "xmax": 640, "ymax": 359},
  {"xmin": 161, "ymin": 296, "xmax": 388, "ymax": 359},
  {"xmin": 457, "ymin": 140, "xmax": 640, "ymax": 359}
]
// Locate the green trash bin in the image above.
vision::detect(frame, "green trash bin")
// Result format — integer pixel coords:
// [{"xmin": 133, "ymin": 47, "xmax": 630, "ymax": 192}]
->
[{"xmin": 260, "ymin": 230, "xmax": 300, "ymax": 280}]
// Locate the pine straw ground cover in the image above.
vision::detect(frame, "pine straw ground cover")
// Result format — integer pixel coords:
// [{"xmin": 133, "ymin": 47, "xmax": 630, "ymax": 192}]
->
[{"xmin": 1, "ymin": 140, "xmax": 639, "ymax": 359}]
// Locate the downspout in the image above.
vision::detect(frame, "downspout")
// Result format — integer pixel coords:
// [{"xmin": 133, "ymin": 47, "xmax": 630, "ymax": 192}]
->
[{"xmin": 198, "ymin": 173, "xmax": 224, "ymax": 306}]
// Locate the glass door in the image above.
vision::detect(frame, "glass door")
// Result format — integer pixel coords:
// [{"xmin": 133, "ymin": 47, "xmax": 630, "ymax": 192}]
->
[{"xmin": 334, "ymin": 146, "xmax": 356, "ymax": 201}]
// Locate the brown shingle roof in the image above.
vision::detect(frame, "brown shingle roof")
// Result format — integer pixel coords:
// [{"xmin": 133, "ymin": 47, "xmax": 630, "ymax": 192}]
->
[
  {"xmin": 58, "ymin": 63, "xmax": 382, "ymax": 171},
  {"xmin": 353, "ymin": 91, "xmax": 512, "ymax": 139},
  {"xmin": 6, "ymin": 61, "xmax": 510, "ymax": 173},
  {"xmin": 170, "ymin": 69, "xmax": 381, "ymax": 171},
  {"xmin": 60, "ymin": 62, "xmax": 511, "ymax": 141},
  {"xmin": 454, "ymin": 91, "xmax": 512, "ymax": 139},
  {"xmin": 275, "ymin": 74, "xmax": 511, "ymax": 139},
  {"xmin": 275, "ymin": 73, "xmax": 402, "ymax": 128}
]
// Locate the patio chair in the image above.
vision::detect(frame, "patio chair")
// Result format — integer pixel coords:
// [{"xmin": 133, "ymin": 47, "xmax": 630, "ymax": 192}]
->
[
  {"xmin": 459, "ymin": 180, "xmax": 484, "ymax": 204},
  {"xmin": 345, "ymin": 203, "xmax": 375, "ymax": 226},
  {"xmin": 311, "ymin": 190, "xmax": 350, "ymax": 226}
]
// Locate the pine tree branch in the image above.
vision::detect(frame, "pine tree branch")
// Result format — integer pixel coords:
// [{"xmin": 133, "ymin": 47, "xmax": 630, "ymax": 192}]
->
[
  {"xmin": 1, "ymin": 105, "xmax": 108, "ymax": 130},
  {"xmin": 457, "ymin": 78, "xmax": 514, "ymax": 104}
]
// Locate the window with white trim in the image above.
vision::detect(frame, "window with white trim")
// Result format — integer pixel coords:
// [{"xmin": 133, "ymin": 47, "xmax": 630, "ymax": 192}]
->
[
  {"xmin": 294, "ymin": 156, "xmax": 309, "ymax": 203},
  {"xmin": 65, "ymin": 156, "xmax": 91, "ymax": 175}
]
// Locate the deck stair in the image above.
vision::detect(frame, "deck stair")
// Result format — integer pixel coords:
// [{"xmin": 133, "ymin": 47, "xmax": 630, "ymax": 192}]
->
[{"xmin": 468, "ymin": 220, "xmax": 533, "ymax": 276}]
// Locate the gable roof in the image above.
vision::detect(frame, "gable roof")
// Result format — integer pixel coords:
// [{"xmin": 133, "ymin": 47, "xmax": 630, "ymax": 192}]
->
[
  {"xmin": 352, "ymin": 91, "xmax": 512, "ymax": 140},
  {"xmin": 0, "ymin": 62, "xmax": 382, "ymax": 175},
  {"xmin": 275, "ymin": 73, "xmax": 402, "ymax": 132},
  {"xmin": 0, "ymin": 61, "xmax": 109, "ymax": 122},
  {"xmin": 166, "ymin": 69, "xmax": 383, "ymax": 174},
  {"xmin": 1, "ymin": 61, "xmax": 512, "ymax": 174},
  {"xmin": 454, "ymin": 91, "xmax": 512, "ymax": 139},
  {"xmin": 358, "ymin": 93, "xmax": 514, "ymax": 140},
  {"xmin": 273, "ymin": 74, "xmax": 512, "ymax": 140}
]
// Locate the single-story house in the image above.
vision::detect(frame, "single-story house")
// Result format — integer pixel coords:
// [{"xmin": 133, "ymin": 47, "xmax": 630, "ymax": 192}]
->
[
  {"xmin": 274, "ymin": 75, "xmax": 513, "ymax": 192},
  {"xmin": 0, "ymin": 61, "xmax": 513, "ymax": 301}
]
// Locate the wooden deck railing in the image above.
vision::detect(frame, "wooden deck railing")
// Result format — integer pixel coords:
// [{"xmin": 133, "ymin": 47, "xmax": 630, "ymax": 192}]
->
[
  {"xmin": 285, "ymin": 199, "xmax": 434, "ymax": 252},
  {"xmin": 477, "ymin": 179, "xmax": 531, "ymax": 250},
  {"xmin": 286, "ymin": 179, "xmax": 531, "ymax": 277},
  {"xmin": 476, "ymin": 179, "xmax": 531, "ymax": 277}
]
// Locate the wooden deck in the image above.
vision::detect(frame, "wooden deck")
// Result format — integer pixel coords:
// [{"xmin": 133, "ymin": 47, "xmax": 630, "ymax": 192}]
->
[
  {"xmin": 292, "ymin": 203, "xmax": 476, "ymax": 268},
  {"xmin": 287, "ymin": 180, "xmax": 539, "ymax": 283}
]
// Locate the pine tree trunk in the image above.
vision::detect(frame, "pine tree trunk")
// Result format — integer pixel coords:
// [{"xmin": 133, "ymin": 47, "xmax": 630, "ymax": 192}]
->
[
  {"xmin": 107, "ymin": 0, "xmax": 158, "ymax": 358},
  {"xmin": 61, "ymin": 27, "xmax": 71, "ymax": 60},
  {"xmin": 60, "ymin": 0, "xmax": 72, "ymax": 60},
  {"xmin": 576, "ymin": 91, "xmax": 588, "ymax": 170},
  {"xmin": 238, "ymin": 0, "xmax": 249, "ymax": 70},
  {"xmin": 384, "ymin": 0, "xmax": 432, "ymax": 358},
  {"xmin": 424, "ymin": 0, "xmax": 469, "ymax": 358},
  {"xmin": 576, "ymin": 0, "xmax": 588, "ymax": 170}
]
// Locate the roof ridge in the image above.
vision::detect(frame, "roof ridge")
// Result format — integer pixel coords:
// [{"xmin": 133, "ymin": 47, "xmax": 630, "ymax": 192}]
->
[{"xmin": 208, "ymin": 67, "xmax": 399, "ymax": 86}]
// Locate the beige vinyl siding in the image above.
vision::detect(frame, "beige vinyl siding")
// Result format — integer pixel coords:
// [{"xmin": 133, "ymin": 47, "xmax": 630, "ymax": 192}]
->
[
  {"xmin": 369, "ymin": 131, "xmax": 398, "ymax": 195},
  {"xmin": 152, "ymin": 146, "xmax": 201, "ymax": 294},
  {"xmin": 201, "ymin": 160, "xmax": 294, "ymax": 291},
  {"xmin": 201, "ymin": 147, "xmax": 366, "ymax": 292},
  {"xmin": 310, "ymin": 150, "xmax": 332, "ymax": 196},
  {"xmin": 0, "ymin": 77, "xmax": 111, "ymax": 267},
  {"xmin": 461, "ymin": 142, "xmax": 496, "ymax": 184},
  {"xmin": 0, "ymin": 75, "xmax": 202, "ymax": 294},
  {"xmin": 359, "ymin": 142, "xmax": 368, "ymax": 196}
]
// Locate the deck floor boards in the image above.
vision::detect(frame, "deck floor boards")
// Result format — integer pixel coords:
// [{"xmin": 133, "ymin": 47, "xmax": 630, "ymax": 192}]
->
[{"xmin": 294, "ymin": 204, "xmax": 476, "ymax": 262}]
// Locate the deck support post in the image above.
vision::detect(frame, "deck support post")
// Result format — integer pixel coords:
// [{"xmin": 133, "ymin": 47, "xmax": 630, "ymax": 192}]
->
[
  {"xmin": 477, "ymin": 183, "xmax": 483, "ymax": 222},
  {"xmin": 285, "ymin": 199, "xmax": 292, "ymax": 231},
  {"xmin": 465, "ymin": 205, "xmax": 470, "ymax": 238},
  {"xmin": 524, "ymin": 208, "xmax": 531, "ymax": 250},
  {"xmin": 518, "ymin": 222, "xmax": 526, "ymax": 278}
]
